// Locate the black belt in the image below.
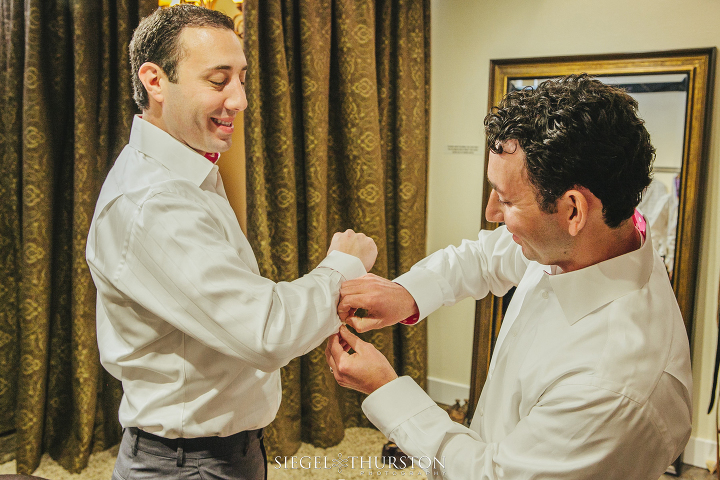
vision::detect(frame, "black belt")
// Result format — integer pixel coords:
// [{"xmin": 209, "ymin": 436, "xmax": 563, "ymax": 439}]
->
[{"xmin": 128, "ymin": 427, "xmax": 263, "ymax": 458}]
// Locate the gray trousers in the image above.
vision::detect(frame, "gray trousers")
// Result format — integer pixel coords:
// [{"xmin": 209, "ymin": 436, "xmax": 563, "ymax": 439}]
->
[{"xmin": 112, "ymin": 427, "xmax": 267, "ymax": 480}]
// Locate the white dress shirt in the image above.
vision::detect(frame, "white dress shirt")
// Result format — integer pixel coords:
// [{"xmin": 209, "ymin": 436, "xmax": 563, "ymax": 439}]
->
[
  {"xmin": 363, "ymin": 225, "xmax": 692, "ymax": 479},
  {"xmin": 86, "ymin": 116, "xmax": 366, "ymax": 439}
]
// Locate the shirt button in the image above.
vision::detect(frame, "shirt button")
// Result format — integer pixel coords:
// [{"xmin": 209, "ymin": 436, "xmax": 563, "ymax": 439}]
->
[
  {"xmin": 542, "ymin": 290, "xmax": 549, "ymax": 299},
  {"xmin": 478, "ymin": 407, "xmax": 484, "ymax": 416}
]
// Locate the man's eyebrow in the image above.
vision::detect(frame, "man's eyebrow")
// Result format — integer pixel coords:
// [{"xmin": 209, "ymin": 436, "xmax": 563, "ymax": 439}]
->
[
  {"xmin": 488, "ymin": 180, "xmax": 505, "ymax": 196},
  {"xmin": 203, "ymin": 65, "xmax": 248, "ymax": 73}
]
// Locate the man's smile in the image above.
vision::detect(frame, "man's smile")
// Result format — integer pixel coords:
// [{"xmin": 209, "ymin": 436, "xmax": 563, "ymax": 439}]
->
[{"xmin": 211, "ymin": 117, "xmax": 234, "ymax": 134}]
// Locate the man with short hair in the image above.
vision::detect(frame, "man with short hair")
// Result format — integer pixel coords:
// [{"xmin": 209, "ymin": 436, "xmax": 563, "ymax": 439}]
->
[
  {"xmin": 86, "ymin": 5, "xmax": 377, "ymax": 480},
  {"xmin": 326, "ymin": 75, "xmax": 692, "ymax": 479}
]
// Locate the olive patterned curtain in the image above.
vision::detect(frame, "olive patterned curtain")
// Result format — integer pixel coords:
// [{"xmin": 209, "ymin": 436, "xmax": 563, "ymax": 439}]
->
[
  {"xmin": 0, "ymin": 0, "xmax": 155, "ymax": 474},
  {"xmin": 243, "ymin": 0, "xmax": 431, "ymax": 456}
]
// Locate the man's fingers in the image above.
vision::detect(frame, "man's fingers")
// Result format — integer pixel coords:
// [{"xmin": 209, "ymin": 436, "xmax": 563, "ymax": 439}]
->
[
  {"xmin": 337, "ymin": 299, "xmax": 352, "ymax": 314},
  {"xmin": 338, "ymin": 325, "xmax": 363, "ymax": 349},
  {"xmin": 328, "ymin": 331, "xmax": 351, "ymax": 359},
  {"xmin": 337, "ymin": 301, "xmax": 352, "ymax": 321},
  {"xmin": 340, "ymin": 273, "xmax": 382, "ymax": 295},
  {"xmin": 338, "ymin": 303, "xmax": 372, "ymax": 331},
  {"xmin": 326, "ymin": 334, "xmax": 348, "ymax": 364},
  {"xmin": 338, "ymin": 292, "xmax": 365, "ymax": 313},
  {"xmin": 344, "ymin": 316, "xmax": 370, "ymax": 333},
  {"xmin": 325, "ymin": 336, "xmax": 339, "ymax": 371},
  {"xmin": 339, "ymin": 281, "xmax": 366, "ymax": 296},
  {"xmin": 338, "ymin": 293, "xmax": 364, "ymax": 322}
]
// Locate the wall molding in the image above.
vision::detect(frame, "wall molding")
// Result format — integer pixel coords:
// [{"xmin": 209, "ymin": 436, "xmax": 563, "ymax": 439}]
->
[
  {"xmin": 427, "ymin": 376, "xmax": 471, "ymax": 407},
  {"xmin": 684, "ymin": 436, "xmax": 716, "ymax": 469}
]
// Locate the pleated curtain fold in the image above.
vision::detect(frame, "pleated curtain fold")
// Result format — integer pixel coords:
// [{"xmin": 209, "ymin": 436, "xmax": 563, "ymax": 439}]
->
[
  {"xmin": 243, "ymin": 0, "xmax": 431, "ymax": 457},
  {"xmin": 0, "ymin": 0, "xmax": 155, "ymax": 474}
]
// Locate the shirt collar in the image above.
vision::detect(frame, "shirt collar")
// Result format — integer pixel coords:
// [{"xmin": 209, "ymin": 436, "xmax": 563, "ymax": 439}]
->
[
  {"xmin": 128, "ymin": 115, "xmax": 216, "ymax": 187},
  {"xmin": 546, "ymin": 220, "xmax": 655, "ymax": 325}
]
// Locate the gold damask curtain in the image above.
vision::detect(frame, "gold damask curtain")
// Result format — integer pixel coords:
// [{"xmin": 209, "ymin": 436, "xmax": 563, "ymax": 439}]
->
[
  {"xmin": 243, "ymin": 0, "xmax": 431, "ymax": 456},
  {"xmin": 0, "ymin": 0, "xmax": 155, "ymax": 474}
]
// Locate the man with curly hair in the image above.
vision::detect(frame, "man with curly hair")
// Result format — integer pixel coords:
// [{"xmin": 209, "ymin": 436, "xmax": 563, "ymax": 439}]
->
[{"xmin": 327, "ymin": 74, "xmax": 692, "ymax": 479}]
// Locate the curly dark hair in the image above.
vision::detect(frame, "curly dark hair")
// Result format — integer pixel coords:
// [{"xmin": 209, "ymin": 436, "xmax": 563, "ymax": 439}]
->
[
  {"xmin": 129, "ymin": 5, "xmax": 235, "ymax": 110},
  {"xmin": 484, "ymin": 74, "xmax": 655, "ymax": 228}
]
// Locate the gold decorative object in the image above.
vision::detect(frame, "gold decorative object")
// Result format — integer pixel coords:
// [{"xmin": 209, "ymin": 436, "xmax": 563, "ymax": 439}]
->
[
  {"xmin": 447, "ymin": 398, "xmax": 469, "ymax": 425},
  {"xmin": 158, "ymin": 0, "xmax": 244, "ymax": 38}
]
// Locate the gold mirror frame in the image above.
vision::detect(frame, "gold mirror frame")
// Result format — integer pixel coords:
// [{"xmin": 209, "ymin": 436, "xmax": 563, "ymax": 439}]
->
[{"xmin": 469, "ymin": 49, "xmax": 716, "ymax": 414}]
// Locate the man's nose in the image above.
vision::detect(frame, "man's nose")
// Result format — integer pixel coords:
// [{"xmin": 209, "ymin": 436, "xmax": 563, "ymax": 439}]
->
[
  {"xmin": 485, "ymin": 190, "xmax": 503, "ymax": 223},
  {"xmin": 226, "ymin": 78, "xmax": 247, "ymax": 112}
]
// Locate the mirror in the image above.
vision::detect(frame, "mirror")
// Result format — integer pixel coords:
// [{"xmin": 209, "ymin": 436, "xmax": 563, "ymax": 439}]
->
[{"xmin": 469, "ymin": 49, "xmax": 716, "ymax": 415}]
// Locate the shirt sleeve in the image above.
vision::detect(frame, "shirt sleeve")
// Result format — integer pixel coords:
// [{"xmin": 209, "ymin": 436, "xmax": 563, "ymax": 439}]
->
[
  {"xmin": 393, "ymin": 226, "xmax": 530, "ymax": 320},
  {"xmin": 363, "ymin": 377, "xmax": 677, "ymax": 480},
  {"xmin": 99, "ymin": 191, "xmax": 365, "ymax": 373}
]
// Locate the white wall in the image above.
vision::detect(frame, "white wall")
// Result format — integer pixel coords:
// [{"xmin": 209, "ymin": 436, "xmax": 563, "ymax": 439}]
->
[{"xmin": 427, "ymin": 0, "xmax": 720, "ymax": 462}]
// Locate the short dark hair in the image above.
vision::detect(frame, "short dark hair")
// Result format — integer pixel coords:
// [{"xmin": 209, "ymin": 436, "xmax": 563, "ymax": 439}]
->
[
  {"xmin": 129, "ymin": 5, "xmax": 235, "ymax": 110},
  {"xmin": 484, "ymin": 74, "xmax": 655, "ymax": 228}
]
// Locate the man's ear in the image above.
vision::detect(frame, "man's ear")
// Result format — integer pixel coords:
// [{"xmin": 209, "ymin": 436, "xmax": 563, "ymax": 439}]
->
[
  {"xmin": 138, "ymin": 62, "xmax": 166, "ymax": 105},
  {"xmin": 559, "ymin": 189, "xmax": 589, "ymax": 237}
]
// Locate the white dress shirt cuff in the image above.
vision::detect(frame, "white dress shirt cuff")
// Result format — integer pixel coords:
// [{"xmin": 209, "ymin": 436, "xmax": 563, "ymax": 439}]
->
[
  {"xmin": 394, "ymin": 270, "xmax": 445, "ymax": 321},
  {"xmin": 362, "ymin": 376, "xmax": 436, "ymax": 437},
  {"xmin": 318, "ymin": 250, "xmax": 367, "ymax": 281}
]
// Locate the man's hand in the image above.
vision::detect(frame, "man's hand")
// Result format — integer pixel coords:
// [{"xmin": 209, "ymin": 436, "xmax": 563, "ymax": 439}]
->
[
  {"xmin": 338, "ymin": 274, "xmax": 419, "ymax": 332},
  {"xmin": 325, "ymin": 325, "xmax": 398, "ymax": 395},
  {"xmin": 327, "ymin": 229, "xmax": 378, "ymax": 272}
]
